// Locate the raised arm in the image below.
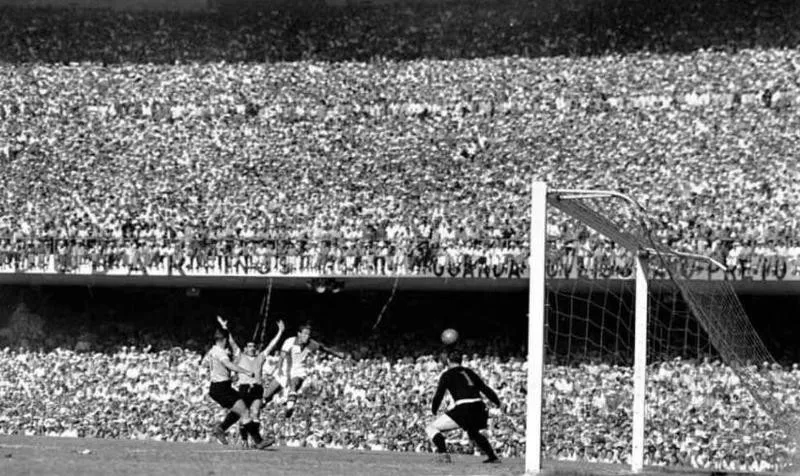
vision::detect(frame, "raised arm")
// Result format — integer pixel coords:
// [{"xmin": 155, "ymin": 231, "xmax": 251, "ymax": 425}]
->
[
  {"xmin": 228, "ymin": 334, "xmax": 241, "ymax": 362},
  {"xmin": 260, "ymin": 320, "xmax": 286, "ymax": 358},
  {"xmin": 217, "ymin": 316, "xmax": 242, "ymax": 362}
]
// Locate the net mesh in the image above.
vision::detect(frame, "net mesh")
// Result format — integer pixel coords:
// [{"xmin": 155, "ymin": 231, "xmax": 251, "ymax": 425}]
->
[
  {"xmin": 541, "ymin": 191, "xmax": 796, "ymax": 469},
  {"xmin": 545, "ymin": 193, "xmax": 715, "ymax": 366}
]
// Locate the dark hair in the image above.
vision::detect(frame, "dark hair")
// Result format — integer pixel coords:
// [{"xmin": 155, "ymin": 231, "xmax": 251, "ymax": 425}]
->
[
  {"xmin": 442, "ymin": 350, "xmax": 463, "ymax": 365},
  {"xmin": 213, "ymin": 329, "xmax": 227, "ymax": 342},
  {"xmin": 450, "ymin": 351, "xmax": 464, "ymax": 364},
  {"xmin": 298, "ymin": 321, "xmax": 313, "ymax": 332}
]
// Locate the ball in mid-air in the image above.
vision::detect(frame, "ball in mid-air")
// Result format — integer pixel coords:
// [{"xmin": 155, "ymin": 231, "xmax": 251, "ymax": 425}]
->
[{"xmin": 441, "ymin": 328, "xmax": 459, "ymax": 345}]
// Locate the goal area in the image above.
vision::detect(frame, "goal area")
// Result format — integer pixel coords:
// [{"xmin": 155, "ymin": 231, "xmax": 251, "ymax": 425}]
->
[{"xmin": 524, "ymin": 182, "xmax": 798, "ymax": 474}]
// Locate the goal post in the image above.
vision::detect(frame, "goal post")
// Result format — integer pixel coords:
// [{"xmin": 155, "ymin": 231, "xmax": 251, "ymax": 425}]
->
[
  {"xmin": 631, "ymin": 255, "xmax": 647, "ymax": 473},
  {"xmin": 525, "ymin": 181, "xmax": 547, "ymax": 474},
  {"xmin": 526, "ymin": 182, "xmax": 649, "ymax": 474},
  {"xmin": 525, "ymin": 181, "xmax": 797, "ymax": 474}
]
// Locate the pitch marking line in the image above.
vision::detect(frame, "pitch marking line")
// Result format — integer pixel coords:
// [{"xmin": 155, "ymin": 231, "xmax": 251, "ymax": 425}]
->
[
  {"xmin": 1, "ymin": 442, "xmax": 294, "ymax": 455},
  {"xmin": 1, "ymin": 443, "xmax": 61, "ymax": 449}
]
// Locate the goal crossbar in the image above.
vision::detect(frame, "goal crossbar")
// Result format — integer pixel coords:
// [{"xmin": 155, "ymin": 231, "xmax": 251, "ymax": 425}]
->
[
  {"xmin": 548, "ymin": 191, "xmax": 727, "ymax": 271},
  {"xmin": 546, "ymin": 192, "xmax": 649, "ymax": 257}
]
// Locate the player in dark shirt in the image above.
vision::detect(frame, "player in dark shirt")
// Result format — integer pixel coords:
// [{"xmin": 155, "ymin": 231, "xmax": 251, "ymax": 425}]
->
[{"xmin": 425, "ymin": 350, "xmax": 501, "ymax": 464}]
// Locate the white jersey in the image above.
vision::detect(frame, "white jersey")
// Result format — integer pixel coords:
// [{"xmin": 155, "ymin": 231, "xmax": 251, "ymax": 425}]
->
[
  {"xmin": 281, "ymin": 336, "xmax": 319, "ymax": 379},
  {"xmin": 206, "ymin": 345, "xmax": 233, "ymax": 383},
  {"xmin": 262, "ymin": 355, "xmax": 281, "ymax": 379}
]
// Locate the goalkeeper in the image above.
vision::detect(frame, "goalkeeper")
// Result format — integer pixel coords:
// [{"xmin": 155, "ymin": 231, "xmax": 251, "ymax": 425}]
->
[{"xmin": 425, "ymin": 350, "xmax": 501, "ymax": 464}]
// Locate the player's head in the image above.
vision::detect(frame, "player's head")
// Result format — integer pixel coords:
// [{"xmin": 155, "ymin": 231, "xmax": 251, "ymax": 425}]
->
[
  {"xmin": 213, "ymin": 329, "xmax": 227, "ymax": 345},
  {"xmin": 440, "ymin": 350, "xmax": 463, "ymax": 367},
  {"xmin": 297, "ymin": 322, "xmax": 313, "ymax": 344},
  {"xmin": 244, "ymin": 340, "xmax": 258, "ymax": 356}
]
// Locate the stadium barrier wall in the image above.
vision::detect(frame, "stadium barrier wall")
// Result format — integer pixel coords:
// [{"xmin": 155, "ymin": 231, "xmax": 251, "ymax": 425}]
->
[
  {"xmin": 1, "ymin": 269, "xmax": 800, "ymax": 295},
  {"xmin": 0, "ymin": 250, "xmax": 798, "ymax": 291}
]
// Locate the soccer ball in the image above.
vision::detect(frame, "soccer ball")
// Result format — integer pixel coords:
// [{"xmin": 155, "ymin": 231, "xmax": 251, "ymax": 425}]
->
[{"xmin": 441, "ymin": 328, "xmax": 459, "ymax": 345}]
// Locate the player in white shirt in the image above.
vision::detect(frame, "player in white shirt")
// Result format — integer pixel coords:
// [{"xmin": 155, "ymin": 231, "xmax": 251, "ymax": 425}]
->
[
  {"xmin": 263, "ymin": 322, "xmax": 345, "ymax": 418},
  {"xmin": 227, "ymin": 318, "xmax": 285, "ymax": 447}
]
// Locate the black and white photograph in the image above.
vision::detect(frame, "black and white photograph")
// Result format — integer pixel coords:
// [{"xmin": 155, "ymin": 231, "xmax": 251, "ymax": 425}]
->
[{"xmin": 0, "ymin": 0, "xmax": 799, "ymax": 474}]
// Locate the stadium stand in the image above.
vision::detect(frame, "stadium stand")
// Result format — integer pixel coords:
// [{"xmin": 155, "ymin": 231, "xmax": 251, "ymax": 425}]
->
[{"xmin": 1, "ymin": 2, "xmax": 800, "ymax": 279}]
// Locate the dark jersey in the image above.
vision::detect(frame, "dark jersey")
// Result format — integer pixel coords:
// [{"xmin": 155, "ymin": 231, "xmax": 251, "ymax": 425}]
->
[{"xmin": 431, "ymin": 366, "xmax": 500, "ymax": 414}]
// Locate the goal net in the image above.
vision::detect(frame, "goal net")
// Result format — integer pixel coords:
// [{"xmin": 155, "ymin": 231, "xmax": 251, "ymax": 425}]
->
[{"xmin": 526, "ymin": 182, "xmax": 798, "ymax": 473}]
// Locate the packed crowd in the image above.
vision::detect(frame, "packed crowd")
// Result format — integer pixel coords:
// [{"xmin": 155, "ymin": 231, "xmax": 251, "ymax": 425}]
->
[
  {"xmin": 2, "ymin": 105, "xmax": 800, "ymax": 278},
  {"xmin": 0, "ymin": 339, "xmax": 796, "ymax": 471},
  {"xmin": 0, "ymin": 0, "xmax": 799, "ymax": 277}
]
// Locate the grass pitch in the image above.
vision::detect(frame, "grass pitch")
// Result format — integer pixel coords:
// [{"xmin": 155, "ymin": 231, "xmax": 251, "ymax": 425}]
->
[{"xmin": 0, "ymin": 435, "xmax": 778, "ymax": 476}]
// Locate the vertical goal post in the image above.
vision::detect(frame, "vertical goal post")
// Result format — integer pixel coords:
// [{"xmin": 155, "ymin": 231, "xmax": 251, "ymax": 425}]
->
[
  {"xmin": 525, "ymin": 181, "xmax": 547, "ymax": 474},
  {"xmin": 525, "ymin": 182, "xmax": 730, "ymax": 475}
]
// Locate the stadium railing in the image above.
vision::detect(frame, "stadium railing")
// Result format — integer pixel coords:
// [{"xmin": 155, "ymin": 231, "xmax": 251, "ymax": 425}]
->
[{"xmin": 0, "ymin": 237, "xmax": 797, "ymax": 281}]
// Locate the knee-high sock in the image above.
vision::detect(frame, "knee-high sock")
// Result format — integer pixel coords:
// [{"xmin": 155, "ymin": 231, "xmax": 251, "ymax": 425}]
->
[
  {"xmin": 243, "ymin": 421, "xmax": 262, "ymax": 444},
  {"xmin": 432, "ymin": 433, "xmax": 447, "ymax": 453},
  {"xmin": 220, "ymin": 412, "xmax": 239, "ymax": 431},
  {"xmin": 467, "ymin": 430, "xmax": 496, "ymax": 459}
]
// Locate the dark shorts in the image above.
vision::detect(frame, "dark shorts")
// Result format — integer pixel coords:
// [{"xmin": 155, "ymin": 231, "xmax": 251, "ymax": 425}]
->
[
  {"xmin": 209, "ymin": 381, "xmax": 241, "ymax": 409},
  {"xmin": 446, "ymin": 401, "xmax": 489, "ymax": 432},
  {"xmin": 238, "ymin": 383, "xmax": 265, "ymax": 406}
]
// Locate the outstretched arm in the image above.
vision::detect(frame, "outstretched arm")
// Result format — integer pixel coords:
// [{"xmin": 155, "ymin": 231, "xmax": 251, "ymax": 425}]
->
[
  {"xmin": 311, "ymin": 339, "xmax": 346, "ymax": 359},
  {"xmin": 260, "ymin": 320, "xmax": 286, "ymax": 357}
]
